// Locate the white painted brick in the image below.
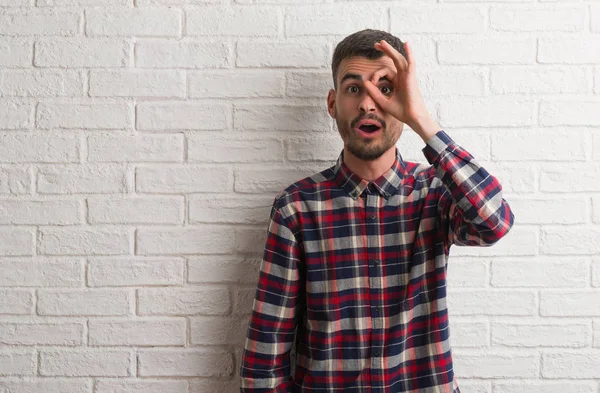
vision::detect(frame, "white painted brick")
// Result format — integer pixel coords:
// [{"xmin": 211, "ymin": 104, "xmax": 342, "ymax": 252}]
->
[
  {"xmin": 40, "ymin": 350, "xmax": 131, "ymax": 377},
  {"xmin": 286, "ymin": 71, "xmax": 331, "ymax": 98},
  {"xmin": 0, "ymin": 70, "xmax": 83, "ymax": 97},
  {"xmin": 38, "ymin": 0, "xmax": 129, "ymax": 5},
  {"xmin": 505, "ymin": 197, "xmax": 588, "ymax": 225},
  {"xmin": 491, "ymin": 258, "xmax": 589, "ymax": 288},
  {"xmin": 0, "ymin": 200, "xmax": 81, "ymax": 225},
  {"xmin": 391, "ymin": 6, "xmax": 485, "ymax": 33},
  {"xmin": 237, "ymin": 226, "xmax": 275, "ymax": 253},
  {"xmin": 593, "ymin": 257, "xmax": 600, "ymax": 287},
  {"xmin": 491, "ymin": 129, "xmax": 586, "ymax": 161},
  {"xmin": 234, "ymin": 166, "xmax": 317, "ymax": 193},
  {"xmin": 234, "ymin": 104, "xmax": 330, "ymax": 131},
  {"xmin": 539, "ymin": 37, "xmax": 600, "ymax": 64},
  {"xmin": 448, "ymin": 290, "xmax": 536, "ymax": 316},
  {"xmin": 88, "ymin": 134, "xmax": 183, "ymax": 163},
  {"xmin": 89, "ymin": 318, "xmax": 186, "ymax": 346},
  {"xmin": 0, "ymin": 290, "xmax": 33, "ymax": 315},
  {"xmin": 37, "ymin": 102, "xmax": 132, "ymax": 129},
  {"xmin": 35, "ymin": 39, "xmax": 130, "ymax": 68},
  {"xmin": 0, "ymin": 228, "xmax": 33, "ymax": 256},
  {"xmin": 38, "ymin": 289, "xmax": 131, "ymax": 316},
  {"xmin": 95, "ymin": 380, "xmax": 188, "ymax": 393},
  {"xmin": 0, "ymin": 10, "xmax": 80, "ymax": 36},
  {"xmin": 188, "ymin": 136, "xmax": 283, "ymax": 163},
  {"xmin": 187, "ymin": 6, "xmax": 279, "ymax": 37},
  {"xmin": 439, "ymin": 97, "xmax": 536, "ymax": 127},
  {"xmin": 0, "ymin": 351, "xmax": 36, "ymax": 376},
  {"xmin": 89, "ymin": 70, "xmax": 185, "ymax": 98},
  {"xmin": 139, "ymin": 0, "xmax": 223, "ymax": 3},
  {"xmin": 190, "ymin": 316, "xmax": 248, "ymax": 346},
  {"xmin": 88, "ymin": 257, "xmax": 184, "ymax": 287},
  {"xmin": 491, "ymin": 66, "xmax": 589, "ymax": 94},
  {"xmin": 455, "ymin": 381, "xmax": 490, "ymax": 393},
  {"xmin": 136, "ymin": 102, "xmax": 229, "ymax": 131},
  {"xmin": 0, "ymin": 38, "xmax": 32, "ymax": 67},
  {"xmin": 0, "ymin": 379, "xmax": 92, "ymax": 393},
  {"xmin": 188, "ymin": 256, "xmax": 261, "ymax": 284},
  {"xmin": 438, "ymin": 38, "xmax": 536, "ymax": 65},
  {"xmin": 190, "ymin": 380, "xmax": 239, "ymax": 393},
  {"xmin": 236, "ymin": 41, "xmax": 329, "ymax": 68},
  {"xmin": 87, "ymin": 8, "xmax": 181, "ymax": 37},
  {"xmin": 37, "ymin": 164, "xmax": 127, "ymax": 194},
  {"xmin": 541, "ymin": 100, "xmax": 600, "ymax": 126},
  {"xmin": 595, "ymin": 320, "xmax": 600, "ymax": 347},
  {"xmin": 490, "ymin": 5, "xmax": 584, "ymax": 32},
  {"xmin": 233, "ymin": 287, "xmax": 255, "ymax": 315},
  {"xmin": 540, "ymin": 163, "xmax": 600, "ymax": 192},
  {"xmin": 286, "ymin": 5, "xmax": 385, "ymax": 36},
  {"xmin": 593, "ymin": 5, "xmax": 600, "ymax": 33},
  {"xmin": 136, "ymin": 226, "xmax": 237, "ymax": 255},
  {"xmin": 446, "ymin": 259, "xmax": 488, "ymax": 287},
  {"xmin": 453, "ymin": 351, "xmax": 538, "ymax": 378},
  {"xmin": 0, "ymin": 101, "xmax": 32, "ymax": 129},
  {"xmin": 285, "ymin": 136, "xmax": 343, "ymax": 162},
  {"xmin": 493, "ymin": 381, "xmax": 597, "ymax": 393},
  {"xmin": 491, "ymin": 321, "xmax": 590, "ymax": 347},
  {"xmin": 594, "ymin": 133, "xmax": 600, "ymax": 161},
  {"xmin": 449, "ymin": 319, "xmax": 489, "ymax": 347},
  {"xmin": 136, "ymin": 40, "xmax": 229, "ymax": 68},
  {"xmin": 418, "ymin": 68, "xmax": 486, "ymax": 97},
  {"xmin": 541, "ymin": 227, "xmax": 600, "ymax": 256},
  {"xmin": 88, "ymin": 196, "xmax": 183, "ymax": 224},
  {"xmin": 542, "ymin": 352, "xmax": 600, "ymax": 378},
  {"xmin": 449, "ymin": 227, "xmax": 537, "ymax": 257},
  {"xmin": 0, "ymin": 135, "xmax": 79, "ymax": 163},
  {"xmin": 541, "ymin": 291, "xmax": 600, "ymax": 317},
  {"xmin": 0, "ymin": 258, "xmax": 82, "ymax": 287},
  {"xmin": 136, "ymin": 166, "xmax": 230, "ymax": 193},
  {"xmin": 0, "ymin": 321, "xmax": 84, "ymax": 346},
  {"xmin": 0, "ymin": 166, "xmax": 31, "ymax": 195},
  {"xmin": 189, "ymin": 70, "xmax": 284, "ymax": 98},
  {"xmin": 188, "ymin": 194, "xmax": 270, "ymax": 224},
  {"xmin": 38, "ymin": 227, "xmax": 130, "ymax": 256},
  {"xmin": 138, "ymin": 349, "xmax": 233, "ymax": 377},
  {"xmin": 138, "ymin": 287, "xmax": 230, "ymax": 316}
]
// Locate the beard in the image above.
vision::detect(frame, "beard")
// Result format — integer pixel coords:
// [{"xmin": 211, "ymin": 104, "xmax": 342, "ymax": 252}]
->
[{"xmin": 335, "ymin": 113, "xmax": 401, "ymax": 161}]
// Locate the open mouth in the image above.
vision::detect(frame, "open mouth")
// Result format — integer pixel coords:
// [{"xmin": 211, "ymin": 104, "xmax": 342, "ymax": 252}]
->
[{"xmin": 358, "ymin": 124, "xmax": 381, "ymax": 133}]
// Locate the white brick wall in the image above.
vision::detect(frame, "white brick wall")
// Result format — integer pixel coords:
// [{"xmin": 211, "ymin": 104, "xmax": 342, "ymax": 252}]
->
[{"xmin": 0, "ymin": 1, "xmax": 598, "ymax": 392}]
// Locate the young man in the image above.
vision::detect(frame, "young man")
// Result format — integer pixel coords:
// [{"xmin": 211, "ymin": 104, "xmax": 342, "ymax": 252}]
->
[{"xmin": 240, "ymin": 29, "xmax": 514, "ymax": 393}]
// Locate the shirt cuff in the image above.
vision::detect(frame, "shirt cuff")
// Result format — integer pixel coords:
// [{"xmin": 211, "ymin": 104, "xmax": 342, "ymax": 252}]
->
[{"xmin": 422, "ymin": 129, "xmax": 453, "ymax": 164}]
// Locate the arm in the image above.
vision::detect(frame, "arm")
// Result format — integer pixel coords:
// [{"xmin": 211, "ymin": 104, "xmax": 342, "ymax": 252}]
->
[
  {"xmin": 240, "ymin": 200, "xmax": 304, "ymax": 393},
  {"xmin": 421, "ymin": 129, "xmax": 515, "ymax": 248}
]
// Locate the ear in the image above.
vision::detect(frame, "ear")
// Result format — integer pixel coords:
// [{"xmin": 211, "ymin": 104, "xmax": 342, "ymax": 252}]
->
[{"xmin": 327, "ymin": 88, "xmax": 336, "ymax": 119}]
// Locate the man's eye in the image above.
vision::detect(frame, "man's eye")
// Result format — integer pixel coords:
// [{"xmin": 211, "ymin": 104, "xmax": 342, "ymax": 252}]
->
[
  {"xmin": 347, "ymin": 85, "xmax": 359, "ymax": 94},
  {"xmin": 380, "ymin": 85, "xmax": 393, "ymax": 95}
]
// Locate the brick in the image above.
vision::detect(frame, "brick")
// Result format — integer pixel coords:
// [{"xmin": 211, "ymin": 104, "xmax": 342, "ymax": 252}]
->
[
  {"xmin": 38, "ymin": 0, "xmax": 129, "ymax": 4},
  {"xmin": 37, "ymin": 102, "xmax": 132, "ymax": 129},
  {"xmin": 190, "ymin": 316, "xmax": 248, "ymax": 346},
  {"xmin": 0, "ymin": 101, "xmax": 32, "ymax": 129},
  {"xmin": 438, "ymin": 38, "xmax": 536, "ymax": 65},
  {"xmin": 491, "ymin": 129, "xmax": 585, "ymax": 161},
  {"xmin": 491, "ymin": 258, "xmax": 588, "ymax": 287},
  {"xmin": 0, "ymin": 379, "xmax": 92, "ymax": 393},
  {"xmin": 0, "ymin": 134, "xmax": 78, "ymax": 163},
  {"xmin": 233, "ymin": 287, "xmax": 255, "ymax": 315},
  {"xmin": 88, "ymin": 133, "xmax": 183, "ymax": 163},
  {"xmin": 0, "ymin": 38, "xmax": 32, "ymax": 67},
  {"xmin": 136, "ymin": 102, "xmax": 228, "ymax": 131},
  {"xmin": 88, "ymin": 196, "xmax": 184, "ymax": 224},
  {"xmin": 0, "ymin": 10, "xmax": 79, "ymax": 36},
  {"xmin": 448, "ymin": 290, "xmax": 536, "ymax": 316},
  {"xmin": 285, "ymin": 136, "xmax": 343, "ymax": 162},
  {"xmin": 190, "ymin": 380, "xmax": 239, "ymax": 393},
  {"xmin": 0, "ymin": 70, "xmax": 83, "ymax": 97},
  {"xmin": 89, "ymin": 318, "xmax": 186, "ymax": 346},
  {"xmin": 595, "ymin": 320, "xmax": 600, "ymax": 347},
  {"xmin": 40, "ymin": 350, "xmax": 131, "ymax": 377},
  {"xmin": 0, "ymin": 258, "xmax": 83, "ymax": 287},
  {"xmin": 0, "ymin": 290, "xmax": 33, "ymax": 315},
  {"xmin": 138, "ymin": 287, "xmax": 230, "ymax": 316},
  {"xmin": 188, "ymin": 256, "xmax": 261, "ymax": 284},
  {"xmin": 286, "ymin": 5, "xmax": 384, "ymax": 36},
  {"xmin": 439, "ymin": 97, "xmax": 536, "ymax": 127},
  {"xmin": 594, "ymin": 133, "xmax": 600, "ymax": 161},
  {"xmin": 490, "ymin": 5, "xmax": 584, "ymax": 32},
  {"xmin": 492, "ymin": 321, "xmax": 589, "ymax": 347},
  {"xmin": 286, "ymin": 71, "xmax": 332, "ymax": 98},
  {"xmin": 0, "ymin": 350, "xmax": 36, "ymax": 376},
  {"xmin": 446, "ymin": 259, "xmax": 488, "ymax": 287},
  {"xmin": 539, "ymin": 37, "xmax": 600, "ymax": 64},
  {"xmin": 188, "ymin": 195, "xmax": 271, "ymax": 224},
  {"xmin": 234, "ymin": 104, "xmax": 330, "ymax": 131},
  {"xmin": 38, "ymin": 289, "xmax": 131, "ymax": 316},
  {"xmin": 504, "ymin": 197, "xmax": 588, "ymax": 224},
  {"xmin": 95, "ymin": 380, "xmax": 188, "ymax": 393},
  {"xmin": 136, "ymin": 40, "xmax": 229, "ymax": 68},
  {"xmin": 89, "ymin": 70, "xmax": 185, "ymax": 98},
  {"xmin": 453, "ymin": 351, "xmax": 538, "ymax": 378},
  {"xmin": 88, "ymin": 257, "xmax": 184, "ymax": 287},
  {"xmin": 418, "ymin": 68, "xmax": 486, "ymax": 97},
  {"xmin": 35, "ymin": 39, "xmax": 130, "ymax": 68},
  {"xmin": 0, "ymin": 200, "xmax": 81, "ymax": 225},
  {"xmin": 449, "ymin": 227, "xmax": 537, "ymax": 257},
  {"xmin": 493, "ymin": 381, "xmax": 597, "ymax": 393},
  {"xmin": 136, "ymin": 226, "xmax": 237, "ymax": 255},
  {"xmin": 37, "ymin": 164, "xmax": 127, "ymax": 194},
  {"xmin": 138, "ymin": 349, "xmax": 233, "ymax": 377},
  {"xmin": 449, "ymin": 319, "xmax": 488, "ymax": 347},
  {"xmin": 0, "ymin": 321, "xmax": 84, "ymax": 346},
  {"xmin": 391, "ymin": 5, "xmax": 485, "ymax": 33},
  {"xmin": 189, "ymin": 70, "xmax": 284, "ymax": 98},
  {"xmin": 136, "ymin": 166, "xmax": 230, "ymax": 193},
  {"xmin": 540, "ymin": 100, "xmax": 600, "ymax": 126},
  {"xmin": 0, "ymin": 166, "xmax": 32, "ymax": 195},
  {"xmin": 188, "ymin": 136, "xmax": 283, "ymax": 163},
  {"xmin": 0, "ymin": 228, "xmax": 33, "ymax": 256},
  {"xmin": 541, "ymin": 227, "xmax": 600, "ymax": 256},
  {"xmin": 235, "ymin": 227, "xmax": 268, "ymax": 254},
  {"xmin": 593, "ymin": 257, "xmax": 600, "ymax": 287},
  {"xmin": 542, "ymin": 352, "xmax": 600, "ymax": 378},
  {"xmin": 187, "ymin": 6, "xmax": 279, "ymax": 37},
  {"xmin": 87, "ymin": 8, "xmax": 181, "ymax": 37},
  {"xmin": 491, "ymin": 66, "xmax": 589, "ymax": 94},
  {"xmin": 237, "ymin": 41, "xmax": 328, "ymax": 68},
  {"xmin": 234, "ymin": 166, "xmax": 317, "ymax": 194},
  {"xmin": 541, "ymin": 291, "xmax": 600, "ymax": 317},
  {"xmin": 540, "ymin": 163, "xmax": 600, "ymax": 192},
  {"xmin": 456, "ymin": 381, "xmax": 490, "ymax": 393},
  {"xmin": 38, "ymin": 227, "xmax": 130, "ymax": 256}
]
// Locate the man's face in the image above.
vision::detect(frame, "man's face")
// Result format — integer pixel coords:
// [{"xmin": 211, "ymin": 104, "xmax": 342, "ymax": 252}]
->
[{"xmin": 327, "ymin": 55, "xmax": 404, "ymax": 161}]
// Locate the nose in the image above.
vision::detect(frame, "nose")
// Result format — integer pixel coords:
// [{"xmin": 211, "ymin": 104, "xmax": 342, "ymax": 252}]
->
[{"xmin": 358, "ymin": 92, "xmax": 377, "ymax": 113}]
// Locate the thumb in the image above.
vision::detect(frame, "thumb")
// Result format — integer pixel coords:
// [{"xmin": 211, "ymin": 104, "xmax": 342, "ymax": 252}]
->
[{"xmin": 364, "ymin": 80, "xmax": 391, "ymax": 111}]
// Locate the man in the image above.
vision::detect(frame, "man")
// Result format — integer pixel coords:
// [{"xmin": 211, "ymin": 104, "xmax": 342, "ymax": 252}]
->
[{"xmin": 240, "ymin": 29, "xmax": 514, "ymax": 393}]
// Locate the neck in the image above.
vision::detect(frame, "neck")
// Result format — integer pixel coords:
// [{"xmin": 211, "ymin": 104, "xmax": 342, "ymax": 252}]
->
[{"xmin": 342, "ymin": 146, "xmax": 397, "ymax": 182}]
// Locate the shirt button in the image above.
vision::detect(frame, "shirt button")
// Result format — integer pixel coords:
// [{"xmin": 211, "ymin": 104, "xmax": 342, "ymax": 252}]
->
[
  {"xmin": 371, "ymin": 260, "xmax": 380, "ymax": 266},
  {"xmin": 373, "ymin": 348, "xmax": 381, "ymax": 356},
  {"xmin": 369, "ymin": 215, "xmax": 376, "ymax": 220},
  {"xmin": 372, "ymin": 306, "xmax": 380, "ymax": 315}
]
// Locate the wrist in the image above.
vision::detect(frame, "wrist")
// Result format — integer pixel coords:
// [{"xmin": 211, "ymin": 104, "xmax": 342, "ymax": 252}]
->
[{"xmin": 408, "ymin": 115, "xmax": 442, "ymax": 143}]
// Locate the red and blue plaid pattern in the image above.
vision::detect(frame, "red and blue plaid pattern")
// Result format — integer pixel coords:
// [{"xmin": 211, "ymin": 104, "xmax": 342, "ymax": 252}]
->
[{"xmin": 240, "ymin": 130, "xmax": 514, "ymax": 393}]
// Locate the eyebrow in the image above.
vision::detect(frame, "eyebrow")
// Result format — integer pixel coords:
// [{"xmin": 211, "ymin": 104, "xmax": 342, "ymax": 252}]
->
[{"xmin": 339, "ymin": 73, "xmax": 391, "ymax": 85}]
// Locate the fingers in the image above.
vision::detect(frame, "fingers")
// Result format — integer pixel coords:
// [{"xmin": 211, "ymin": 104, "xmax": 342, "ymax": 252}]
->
[
  {"xmin": 374, "ymin": 40, "xmax": 410, "ymax": 72},
  {"xmin": 363, "ymin": 79, "xmax": 391, "ymax": 112},
  {"xmin": 369, "ymin": 67, "xmax": 397, "ymax": 85}
]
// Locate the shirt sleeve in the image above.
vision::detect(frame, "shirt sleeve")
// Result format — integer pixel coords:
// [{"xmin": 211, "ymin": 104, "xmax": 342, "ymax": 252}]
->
[
  {"xmin": 240, "ymin": 200, "xmax": 304, "ymax": 393},
  {"xmin": 422, "ymin": 129, "xmax": 515, "ymax": 248}
]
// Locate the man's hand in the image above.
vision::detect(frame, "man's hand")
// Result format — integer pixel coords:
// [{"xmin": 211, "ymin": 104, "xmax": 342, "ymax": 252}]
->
[{"xmin": 364, "ymin": 40, "xmax": 441, "ymax": 142}]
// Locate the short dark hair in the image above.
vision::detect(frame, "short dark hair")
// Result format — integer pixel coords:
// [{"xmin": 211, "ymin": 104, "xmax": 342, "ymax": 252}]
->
[{"xmin": 331, "ymin": 29, "xmax": 406, "ymax": 89}]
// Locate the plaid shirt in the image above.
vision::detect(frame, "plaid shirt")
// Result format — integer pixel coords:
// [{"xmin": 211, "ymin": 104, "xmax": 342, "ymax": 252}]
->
[{"xmin": 240, "ymin": 130, "xmax": 514, "ymax": 393}]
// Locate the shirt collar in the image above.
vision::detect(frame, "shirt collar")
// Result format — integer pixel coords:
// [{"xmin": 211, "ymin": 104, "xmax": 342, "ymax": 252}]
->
[{"xmin": 333, "ymin": 147, "xmax": 407, "ymax": 200}]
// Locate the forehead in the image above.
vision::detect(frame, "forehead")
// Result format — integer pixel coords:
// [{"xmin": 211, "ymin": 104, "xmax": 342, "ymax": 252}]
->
[{"xmin": 336, "ymin": 55, "xmax": 396, "ymax": 85}]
